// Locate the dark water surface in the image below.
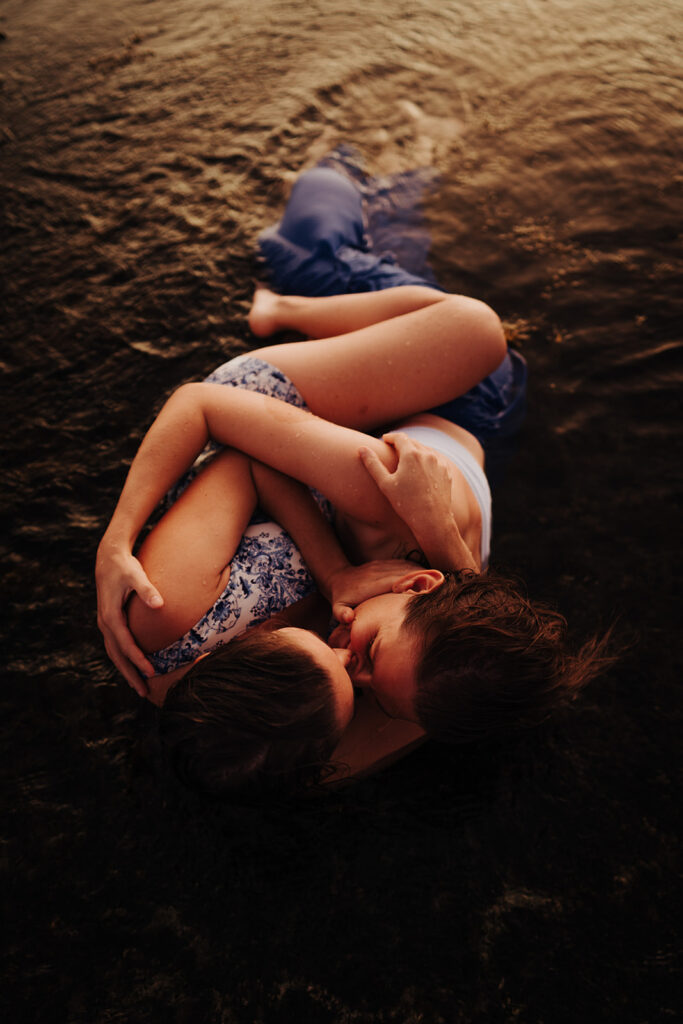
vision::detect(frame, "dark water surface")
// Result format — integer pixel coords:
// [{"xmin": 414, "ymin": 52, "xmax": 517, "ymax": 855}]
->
[{"xmin": 2, "ymin": 1, "xmax": 681, "ymax": 1021}]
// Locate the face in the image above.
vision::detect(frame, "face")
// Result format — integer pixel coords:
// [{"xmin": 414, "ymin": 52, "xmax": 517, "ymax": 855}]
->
[
  {"xmin": 328, "ymin": 593, "xmax": 421, "ymax": 722},
  {"xmin": 277, "ymin": 627, "xmax": 356, "ymax": 731}
]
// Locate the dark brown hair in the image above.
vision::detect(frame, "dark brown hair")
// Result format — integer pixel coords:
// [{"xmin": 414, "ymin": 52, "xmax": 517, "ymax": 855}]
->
[
  {"xmin": 159, "ymin": 629, "xmax": 343, "ymax": 800},
  {"xmin": 405, "ymin": 570, "xmax": 613, "ymax": 742}
]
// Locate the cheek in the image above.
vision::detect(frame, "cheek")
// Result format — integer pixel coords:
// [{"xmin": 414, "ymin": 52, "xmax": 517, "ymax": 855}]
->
[
  {"xmin": 337, "ymin": 679, "xmax": 355, "ymax": 728},
  {"xmin": 372, "ymin": 658, "xmax": 406, "ymax": 706},
  {"xmin": 368, "ymin": 668, "xmax": 391, "ymax": 703}
]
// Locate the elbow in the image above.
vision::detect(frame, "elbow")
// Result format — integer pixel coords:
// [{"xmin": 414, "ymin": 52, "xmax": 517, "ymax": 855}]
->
[
  {"xmin": 172, "ymin": 381, "xmax": 206, "ymax": 407},
  {"xmin": 166, "ymin": 381, "xmax": 209, "ymax": 431}
]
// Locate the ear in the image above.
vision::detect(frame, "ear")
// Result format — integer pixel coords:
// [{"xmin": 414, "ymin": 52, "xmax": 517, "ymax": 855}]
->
[{"xmin": 392, "ymin": 569, "xmax": 445, "ymax": 595}]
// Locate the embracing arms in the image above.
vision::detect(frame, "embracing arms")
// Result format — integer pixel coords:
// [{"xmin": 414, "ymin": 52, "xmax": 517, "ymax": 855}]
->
[
  {"xmin": 106, "ymin": 382, "xmax": 404, "ymax": 534},
  {"xmin": 97, "ymin": 381, "xmax": 479, "ymax": 689},
  {"xmin": 97, "ymin": 437, "xmax": 420, "ymax": 692},
  {"xmin": 96, "ymin": 384, "xmax": 402, "ymax": 689},
  {"xmin": 103, "ymin": 382, "xmax": 481, "ymax": 567},
  {"xmin": 251, "ymin": 461, "xmax": 420, "ymax": 623}
]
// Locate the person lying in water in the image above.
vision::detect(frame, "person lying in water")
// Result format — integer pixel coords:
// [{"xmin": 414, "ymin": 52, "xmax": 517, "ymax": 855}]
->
[{"xmin": 96, "ymin": 281, "xmax": 609, "ymax": 798}]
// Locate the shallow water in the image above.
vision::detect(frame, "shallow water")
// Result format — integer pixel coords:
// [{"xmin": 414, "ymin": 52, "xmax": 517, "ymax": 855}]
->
[{"xmin": 2, "ymin": 1, "xmax": 682, "ymax": 1020}]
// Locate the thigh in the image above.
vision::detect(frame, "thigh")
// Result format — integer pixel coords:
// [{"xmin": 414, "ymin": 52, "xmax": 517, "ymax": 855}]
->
[{"xmin": 252, "ymin": 295, "xmax": 506, "ymax": 431}]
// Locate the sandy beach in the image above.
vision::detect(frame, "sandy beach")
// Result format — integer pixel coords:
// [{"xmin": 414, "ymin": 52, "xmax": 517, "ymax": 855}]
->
[{"xmin": 2, "ymin": 1, "xmax": 681, "ymax": 1020}]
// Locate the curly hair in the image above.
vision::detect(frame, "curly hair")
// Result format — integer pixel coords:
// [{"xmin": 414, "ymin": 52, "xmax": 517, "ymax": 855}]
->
[
  {"xmin": 404, "ymin": 570, "xmax": 613, "ymax": 742},
  {"xmin": 159, "ymin": 629, "xmax": 343, "ymax": 800}
]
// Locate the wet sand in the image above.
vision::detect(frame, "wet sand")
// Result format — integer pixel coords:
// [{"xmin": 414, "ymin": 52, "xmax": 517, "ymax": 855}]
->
[{"xmin": 1, "ymin": 1, "xmax": 681, "ymax": 1021}]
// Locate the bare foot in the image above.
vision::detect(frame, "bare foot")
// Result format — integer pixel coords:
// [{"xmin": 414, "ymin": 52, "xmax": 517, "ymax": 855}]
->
[{"xmin": 248, "ymin": 286, "xmax": 282, "ymax": 338}]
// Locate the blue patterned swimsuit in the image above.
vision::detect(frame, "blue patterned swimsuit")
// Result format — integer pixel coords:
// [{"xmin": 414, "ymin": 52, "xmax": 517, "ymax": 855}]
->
[{"xmin": 148, "ymin": 356, "xmax": 330, "ymax": 675}]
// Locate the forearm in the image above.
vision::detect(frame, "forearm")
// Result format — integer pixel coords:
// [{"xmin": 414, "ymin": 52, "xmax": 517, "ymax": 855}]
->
[
  {"xmin": 103, "ymin": 379, "xmax": 398, "ymax": 558},
  {"xmin": 101, "ymin": 386, "xmax": 214, "ymax": 549},
  {"xmin": 196, "ymin": 383, "xmax": 400, "ymax": 527},
  {"xmin": 411, "ymin": 514, "xmax": 478, "ymax": 573},
  {"xmin": 250, "ymin": 462, "xmax": 349, "ymax": 602}
]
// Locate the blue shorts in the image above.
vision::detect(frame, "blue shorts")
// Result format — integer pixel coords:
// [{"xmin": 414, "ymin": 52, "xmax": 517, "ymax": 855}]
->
[{"xmin": 258, "ymin": 162, "xmax": 527, "ymax": 478}]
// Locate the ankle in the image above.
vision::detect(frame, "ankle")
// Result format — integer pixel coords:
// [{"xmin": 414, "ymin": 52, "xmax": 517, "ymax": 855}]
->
[{"xmin": 248, "ymin": 288, "xmax": 286, "ymax": 338}]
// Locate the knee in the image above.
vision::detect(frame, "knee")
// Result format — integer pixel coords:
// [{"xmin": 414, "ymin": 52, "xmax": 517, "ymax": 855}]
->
[{"xmin": 455, "ymin": 296, "xmax": 507, "ymax": 371}]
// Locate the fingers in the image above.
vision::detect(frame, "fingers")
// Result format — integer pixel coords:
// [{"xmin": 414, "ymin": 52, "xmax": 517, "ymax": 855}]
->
[
  {"xmin": 95, "ymin": 544, "xmax": 161, "ymax": 696},
  {"xmin": 383, "ymin": 431, "xmax": 433, "ymax": 462},
  {"xmin": 358, "ymin": 445, "xmax": 391, "ymax": 487},
  {"xmin": 139, "ymin": 584, "xmax": 164, "ymax": 610},
  {"xmin": 126, "ymin": 563, "xmax": 164, "ymax": 609},
  {"xmin": 103, "ymin": 633, "xmax": 151, "ymax": 697},
  {"xmin": 120, "ymin": 635, "xmax": 156, "ymax": 683},
  {"xmin": 381, "ymin": 430, "xmax": 410, "ymax": 450},
  {"xmin": 119, "ymin": 660, "xmax": 150, "ymax": 699},
  {"xmin": 331, "ymin": 602, "xmax": 356, "ymax": 625},
  {"xmin": 99, "ymin": 607, "xmax": 154, "ymax": 696}
]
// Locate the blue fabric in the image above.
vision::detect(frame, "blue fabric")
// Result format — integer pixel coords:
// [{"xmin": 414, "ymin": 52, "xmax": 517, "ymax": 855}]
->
[
  {"xmin": 257, "ymin": 152, "xmax": 527, "ymax": 480},
  {"xmin": 258, "ymin": 165, "xmax": 439, "ymax": 296},
  {"xmin": 430, "ymin": 349, "xmax": 527, "ymax": 446}
]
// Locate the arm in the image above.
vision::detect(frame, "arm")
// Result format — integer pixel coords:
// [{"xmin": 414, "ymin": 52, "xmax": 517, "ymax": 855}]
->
[
  {"xmin": 358, "ymin": 431, "xmax": 479, "ymax": 573},
  {"xmin": 96, "ymin": 384, "xmax": 371, "ymax": 690},
  {"xmin": 98, "ymin": 446, "xmax": 258, "ymax": 693},
  {"xmin": 95, "ymin": 390, "xmax": 214, "ymax": 693},
  {"xmin": 250, "ymin": 461, "xmax": 432, "ymax": 622},
  {"xmin": 249, "ymin": 461, "xmax": 348, "ymax": 602},
  {"xmin": 111, "ymin": 382, "xmax": 403, "ymax": 536}
]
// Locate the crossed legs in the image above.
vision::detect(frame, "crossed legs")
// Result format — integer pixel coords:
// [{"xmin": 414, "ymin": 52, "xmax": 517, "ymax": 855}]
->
[{"xmin": 249, "ymin": 286, "xmax": 507, "ymax": 430}]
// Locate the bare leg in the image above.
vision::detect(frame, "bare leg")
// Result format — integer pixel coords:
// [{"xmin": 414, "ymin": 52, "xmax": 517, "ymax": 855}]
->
[
  {"xmin": 248, "ymin": 285, "xmax": 449, "ymax": 339},
  {"xmin": 250, "ymin": 291, "xmax": 506, "ymax": 430}
]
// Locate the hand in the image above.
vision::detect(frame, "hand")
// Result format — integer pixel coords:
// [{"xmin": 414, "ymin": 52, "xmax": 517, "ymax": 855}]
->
[
  {"xmin": 359, "ymin": 431, "xmax": 456, "ymax": 539},
  {"xmin": 95, "ymin": 535, "xmax": 163, "ymax": 696},
  {"xmin": 359, "ymin": 432, "xmax": 478, "ymax": 573},
  {"xmin": 327, "ymin": 559, "xmax": 419, "ymax": 624}
]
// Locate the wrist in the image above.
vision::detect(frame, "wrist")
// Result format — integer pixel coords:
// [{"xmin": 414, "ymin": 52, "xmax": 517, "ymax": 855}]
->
[
  {"xmin": 99, "ymin": 523, "xmax": 136, "ymax": 558},
  {"xmin": 323, "ymin": 558, "xmax": 353, "ymax": 603},
  {"xmin": 411, "ymin": 509, "xmax": 458, "ymax": 550},
  {"xmin": 416, "ymin": 515, "xmax": 476, "ymax": 572}
]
